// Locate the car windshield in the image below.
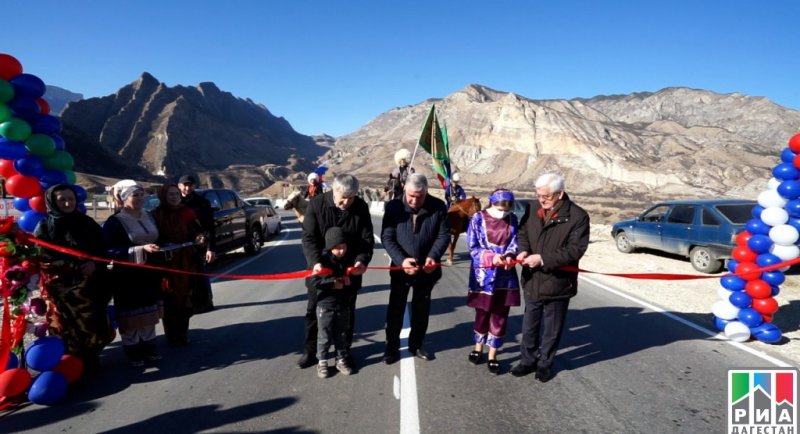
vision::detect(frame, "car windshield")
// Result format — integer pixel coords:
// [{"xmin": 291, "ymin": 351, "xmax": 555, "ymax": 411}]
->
[{"xmin": 715, "ymin": 204, "xmax": 754, "ymax": 224}]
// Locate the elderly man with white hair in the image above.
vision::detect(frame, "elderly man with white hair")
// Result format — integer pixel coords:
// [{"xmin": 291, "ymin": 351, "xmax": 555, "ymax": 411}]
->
[
  {"xmin": 381, "ymin": 173, "xmax": 450, "ymax": 364},
  {"xmin": 298, "ymin": 174, "xmax": 374, "ymax": 370},
  {"xmin": 511, "ymin": 173, "xmax": 589, "ymax": 382}
]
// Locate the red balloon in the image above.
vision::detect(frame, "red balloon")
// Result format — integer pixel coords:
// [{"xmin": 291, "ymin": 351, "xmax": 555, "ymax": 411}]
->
[
  {"xmin": 0, "ymin": 54, "xmax": 23, "ymax": 81},
  {"xmin": 0, "ymin": 368, "xmax": 32, "ymax": 398},
  {"xmin": 789, "ymin": 133, "xmax": 800, "ymax": 153},
  {"xmin": 5, "ymin": 174, "xmax": 41, "ymax": 198},
  {"xmin": 732, "ymin": 246, "xmax": 757, "ymax": 263},
  {"xmin": 745, "ymin": 279, "xmax": 772, "ymax": 299},
  {"xmin": 0, "ymin": 159, "xmax": 18, "ymax": 179},
  {"xmin": 761, "ymin": 314, "xmax": 773, "ymax": 323},
  {"xmin": 53, "ymin": 354, "xmax": 83, "ymax": 385},
  {"xmin": 752, "ymin": 297, "xmax": 779, "ymax": 315},
  {"xmin": 735, "ymin": 230, "xmax": 752, "ymax": 247},
  {"xmin": 28, "ymin": 194, "xmax": 46, "ymax": 214},
  {"xmin": 736, "ymin": 262, "xmax": 761, "ymax": 281},
  {"xmin": 35, "ymin": 98, "xmax": 50, "ymax": 115}
]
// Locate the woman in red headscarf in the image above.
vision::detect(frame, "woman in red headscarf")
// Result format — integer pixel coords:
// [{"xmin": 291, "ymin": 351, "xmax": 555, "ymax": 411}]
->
[{"xmin": 152, "ymin": 184, "xmax": 206, "ymax": 347}]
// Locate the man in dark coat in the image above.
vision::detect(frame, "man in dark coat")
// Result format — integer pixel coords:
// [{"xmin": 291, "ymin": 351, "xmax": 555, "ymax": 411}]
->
[
  {"xmin": 298, "ymin": 174, "xmax": 374, "ymax": 369},
  {"xmin": 511, "ymin": 173, "xmax": 589, "ymax": 382},
  {"xmin": 179, "ymin": 174, "xmax": 216, "ymax": 313},
  {"xmin": 381, "ymin": 173, "xmax": 450, "ymax": 364}
]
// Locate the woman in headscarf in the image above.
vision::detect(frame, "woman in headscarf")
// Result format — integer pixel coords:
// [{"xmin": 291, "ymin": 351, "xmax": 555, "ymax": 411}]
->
[
  {"xmin": 465, "ymin": 189, "xmax": 521, "ymax": 375},
  {"xmin": 102, "ymin": 181, "xmax": 164, "ymax": 367},
  {"xmin": 151, "ymin": 184, "xmax": 205, "ymax": 347},
  {"xmin": 33, "ymin": 184, "xmax": 114, "ymax": 373}
]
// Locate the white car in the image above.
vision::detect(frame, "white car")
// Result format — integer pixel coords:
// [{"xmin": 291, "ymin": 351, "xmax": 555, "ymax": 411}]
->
[
  {"xmin": 245, "ymin": 197, "xmax": 281, "ymax": 236},
  {"xmin": 243, "ymin": 197, "xmax": 273, "ymax": 207}
]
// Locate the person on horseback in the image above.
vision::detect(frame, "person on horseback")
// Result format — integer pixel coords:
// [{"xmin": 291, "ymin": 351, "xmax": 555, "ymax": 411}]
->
[
  {"xmin": 303, "ymin": 172, "xmax": 321, "ymax": 199},
  {"xmin": 445, "ymin": 172, "xmax": 467, "ymax": 206},
  {"xmin": 384, "ymin": 148, "xmax": 414, "ymax": 201}
]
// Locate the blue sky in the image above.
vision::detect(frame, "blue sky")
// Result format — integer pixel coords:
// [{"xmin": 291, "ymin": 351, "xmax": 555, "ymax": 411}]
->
[{"xmin": 5, "ymin": 1, "xmax": 799, "ymax": 137}]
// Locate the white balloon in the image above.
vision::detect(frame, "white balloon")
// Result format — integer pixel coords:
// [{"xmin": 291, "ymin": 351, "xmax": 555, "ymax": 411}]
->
[
  {"xmin": 724, "ymin": 321, "xmax": 751, "ymax": 342},
  {"xmin": 717, "ymin": 286, "xmax": 734, "ymax": 300},
  {"xmin": 760, "ymin": 207, "xmax": 789, "ymax": 227},
  {"xmin": 769, "ymin": 224, "xmax": 800, "ymax": 245},
  {"xmin": 768, "ymin": 178, "xmax": 782, "ymax": 191},
  {"xmin": 712, "ymin": 300, "xmax": 740, "ymax": 320},
  {"xmin": 769, "ymin": 244, "xmax": 800, "ymax": 261},
  {"xmin": 758, "ymin": 190, "xmax": 788, "ymax": 209}
]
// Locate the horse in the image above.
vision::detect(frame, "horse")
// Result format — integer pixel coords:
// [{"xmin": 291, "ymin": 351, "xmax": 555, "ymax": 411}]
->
[
  {"xmin": 284, "ymin": 190, "xmax": 309, "ymax": 223},
  {"xmin": 445, "ymin": 196, "xmax": 482, "ymax": 265}
]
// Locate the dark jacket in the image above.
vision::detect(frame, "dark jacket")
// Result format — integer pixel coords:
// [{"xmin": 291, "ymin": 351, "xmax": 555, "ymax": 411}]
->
[
  {"xmin": 306, "ymin": 251, "xmax": 354, "ymax": 300},
  {"xmin": 181, "ymin": 192, "xmax": 215, "ymax": 250},
  {"xmin": 381, "ymin": 194, "xmax": 451, "ymax": 283},
  {"xmin": 302, "ymin": 191, "xmax": 374, "ymax": 279},
  {"xmin": 517, "ymin": 194, "xmax": 589, "ymax": 301}
]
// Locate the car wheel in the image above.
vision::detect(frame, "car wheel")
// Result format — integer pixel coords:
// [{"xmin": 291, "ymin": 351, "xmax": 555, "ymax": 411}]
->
[
  {"xmin": 690, "ymin": 246, "xmax": 723, "ymax": 274},
  {"xmin": 615, "ymin": 232, "xmax": 635, "ymax": 253},
  {"xmin": 244, "ymin": 225, "xmax": 263, "ymax": 255}
]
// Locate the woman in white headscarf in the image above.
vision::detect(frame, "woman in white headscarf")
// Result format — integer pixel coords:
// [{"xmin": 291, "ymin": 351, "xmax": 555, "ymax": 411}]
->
[{"xmin": 103, "ymin": 181, "xmax": 164, "ymax": 367}]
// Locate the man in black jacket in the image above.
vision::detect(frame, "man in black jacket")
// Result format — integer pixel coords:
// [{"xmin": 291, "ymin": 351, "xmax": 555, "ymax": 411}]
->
[
  {"xmin": 298, "ymin": 174, "xmax": 374, "ymax": 369},
  {"xmin": 178, "ymin": 174, "xmax": 216, "ymax": 313},
  {"xmin": 511, "ymin": 173, "xmax": 589, "ymax": 382},
  {"xmin": 381, "ymin": 173, "xmax": 450, "ymax": 364}
]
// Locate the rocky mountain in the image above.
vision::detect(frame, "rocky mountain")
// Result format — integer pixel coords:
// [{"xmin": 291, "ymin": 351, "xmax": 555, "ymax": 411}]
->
[
  {"xmin": 327, "ymin": 85, "xmax": 800, "ymax": 220},
  {"xmin": 61, "ymin": 73, "xmax": 326, "ymax": 191},
  {"xmin": 43, "ymin": 85, "xmax": 83, "ymax": 114}
]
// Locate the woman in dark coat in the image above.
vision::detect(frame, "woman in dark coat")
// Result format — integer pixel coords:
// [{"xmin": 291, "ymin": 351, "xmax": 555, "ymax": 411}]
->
[
  {"xmin": 103, "ymin": 181, "xmax": 164, "ymax": 367},
  {"xmin": 33, "ymin": 184, "xmax": 114, "ymax": 372},
  {"xmin": 152, "ymin": 184, "xmax": 205, "ymax": 347}
]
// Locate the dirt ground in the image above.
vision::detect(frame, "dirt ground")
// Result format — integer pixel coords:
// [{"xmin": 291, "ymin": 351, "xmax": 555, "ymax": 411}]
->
[{"xmin": 582, "ymin": 224, "xmax": 800, "ymax": 366}]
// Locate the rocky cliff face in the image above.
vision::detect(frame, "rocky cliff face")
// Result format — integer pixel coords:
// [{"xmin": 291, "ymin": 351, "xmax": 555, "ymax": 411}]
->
[
  {"xmin": 43, "ymin": 85, "xmax": 83, "ymax": 115},
  {"xmin": 328, "ymin": 85, "xmax": 800, "ymax": 208},
  {"xmin": 61, "ymin": 73, "xmax": 325, "ymax": 183}
]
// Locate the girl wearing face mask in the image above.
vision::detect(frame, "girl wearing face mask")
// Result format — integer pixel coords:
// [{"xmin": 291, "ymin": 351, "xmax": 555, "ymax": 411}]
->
[{"xmin": 465, "ymin": 189, "xmax": 521, "ymax": 375}]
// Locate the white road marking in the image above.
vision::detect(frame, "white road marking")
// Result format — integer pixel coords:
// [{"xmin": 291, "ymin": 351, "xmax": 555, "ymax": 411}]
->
[
  {"xmin": 580, "ymin": 275, "xmax": 793, "ymax": 368},
  {"xmin": 210, "ymin": 227, "xmax": 292, "ymax": 282}
]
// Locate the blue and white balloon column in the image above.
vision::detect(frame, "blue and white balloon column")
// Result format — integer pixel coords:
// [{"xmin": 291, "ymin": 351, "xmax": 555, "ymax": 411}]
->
[{"xmin": 713, "ymin": 133, "xmax": 800, "ymax": 344}]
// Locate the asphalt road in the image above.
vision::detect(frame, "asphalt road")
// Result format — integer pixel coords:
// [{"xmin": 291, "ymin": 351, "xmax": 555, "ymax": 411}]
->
[{"xmin": 2, "ymin": 211, "xmax": 793, "ymax": 433}]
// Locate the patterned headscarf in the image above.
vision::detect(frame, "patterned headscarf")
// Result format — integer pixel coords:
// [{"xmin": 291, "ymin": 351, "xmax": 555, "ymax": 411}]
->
[{"xmin": 489, "ymin": 189, "xmax": 514, "ymax": 205}]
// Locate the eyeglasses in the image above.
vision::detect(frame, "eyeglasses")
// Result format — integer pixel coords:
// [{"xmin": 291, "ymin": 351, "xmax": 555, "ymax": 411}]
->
[{"xmin": 536, "ymin": 192, "xmax": 560, "ymax": 200}]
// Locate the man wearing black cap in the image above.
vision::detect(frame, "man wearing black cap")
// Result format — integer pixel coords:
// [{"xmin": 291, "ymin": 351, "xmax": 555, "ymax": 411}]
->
[{"xmin": 179, "ymin": 174, "xmax": 216, "ymax": 313}]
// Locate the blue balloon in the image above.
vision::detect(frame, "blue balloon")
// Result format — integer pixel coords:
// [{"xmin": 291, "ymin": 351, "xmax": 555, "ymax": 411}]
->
[
  {"xmin": 727, "ymin": 259, "xmax": 740, "ymax": 273},
  {"xmin": 12, "ymin": 197, "xmax": 30, "ymax": 212},
  {"xmin": 720, "ymin": 275, "xmax": 746, "ymax": 291},
  {"xmin": 778, "ymin": 180, "xmax": 800, "ymax": 199},
  {"xmin": 751, "ymin": 323, "xmax": 783, "ymax": 344},
  {"xmin": 755, "ymin": 253, "xmax": 782, "ymax": 268},
  {"xmin": 5, "ymin": 352, "xmax": 19, "ymax": 370},
  {"xmin": 7, "ymin": 96, "xmax": 39, "ymax": 119},
  {"xmin": 28, "ymin": 371, "xmax": 68, "ymax": 405},
  {"xmin": 25, "ymin": 336, "xmax": 65, "ymax": 371},
  {"xmin": 751, "ymin": 205, "xmax": 765, "ymax": 219},
  {"xmin": 0, "ymin": 138, "xmax": 28, "ymax": 160},
  {"xmin": 771, "ymin": 285, "xmax": 781, "ymax": 296},
  {"xmin": 73, "ymin": 185, "xmax": 87, "ymax": 202},
  {"xmin": 772, "ymin": 163, "xmax": 800, "ymax": 181},
  {"xmin": 49, "ymin": 134, "xmax": 65, "ymax": 151},
  {"xmin": 729, "ymin": 291, "xmax": 753, "ymax": 309},
  {"xmin": 39, "ymin": 168, "xmax": 68, "ymax": 185},
  {"xmin": 780, "ymin": 147, "xmax": 797, "ymax": 163},
  {"xmin": 745, "ymin": 219, "xmax": 770, "ymax": 235},
  {"xmin": 787, "ymin": 217, "xmax": 800, "ymax": 234},
  {"xmin": 9, "ymin": 74, "xmax": 46, "ymax": 98},
  {"xmin": 13, "ymin": 155, "xmax": 44, "ymax": 177},
  {"xmin": 77, "ymin": 203, "xmax": 87, "ymax": 214},
  {"xmin": 18, "ymin": 210, "xmax": 46, "ymax": 233},
  {"xmin": 32, "ymin": 115, "xmax": 61, "ymax": 135},
  {"xmin": 747, "ymin": 234, "xmax": 773, "ymax": 254},
  {"xmin": 714, "ymin": 316, "xmax": 732, "ymax": 332},
  {"xmin": 785, "ymin": 200, "xmax": 800, "ymax": 218},
  {"xmin": 761, "ymin": 271, "xmax": 785, "ymax": 286},
  {"xmin": 738, "ymin": 308, "xmax": 764, "ymax": 327}
]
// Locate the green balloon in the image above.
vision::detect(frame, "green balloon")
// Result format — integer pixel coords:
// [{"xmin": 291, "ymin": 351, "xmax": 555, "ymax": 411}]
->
[
  {"xmin": 44, "ymin": 150, "xmax": 75, "ymax": 171},
  {"xmin": 0, "ymin": 103, "xmax": 10, "ymax": 124},
  {"xmin": 64, "ymin": 170, "xmax": 76, "ymax": 185},
  {"xmin": 0, "ymin": 117, "xmax": 32, "ymax": 141},
  {"xmin": 0, "ymin": 79, "xmax": 13, "ymax": 103},
  {"xmin": 25, "ymin": 134, "xmax": 57, "ymax": 157}
]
